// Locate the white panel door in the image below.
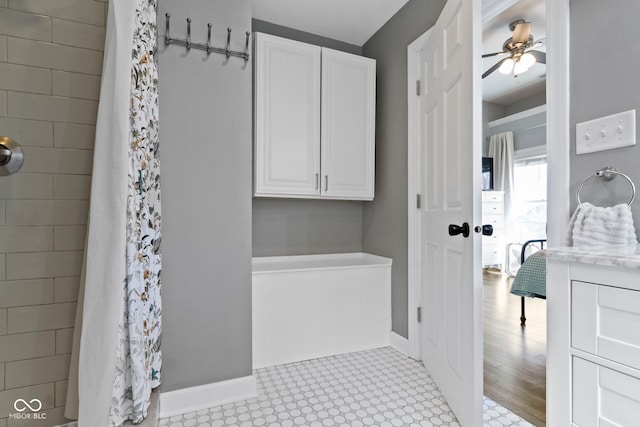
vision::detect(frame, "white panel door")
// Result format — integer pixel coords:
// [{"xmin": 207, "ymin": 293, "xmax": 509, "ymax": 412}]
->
[
  {"xmin": 418, "ymin": 0, "xmax": 482, "ymax": 425},
  {"xmin": 321, "ymin": 47, "xmax": 376, "ymax": 200},
  {"xmin": 254, "ymin": 33, "xmax": 321, "ymax": 197}
]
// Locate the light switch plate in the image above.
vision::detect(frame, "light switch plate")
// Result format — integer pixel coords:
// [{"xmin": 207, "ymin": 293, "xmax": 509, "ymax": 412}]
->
[{"xmin": 576, "ymin": 109, "xmax": 636, "ymax": 155}]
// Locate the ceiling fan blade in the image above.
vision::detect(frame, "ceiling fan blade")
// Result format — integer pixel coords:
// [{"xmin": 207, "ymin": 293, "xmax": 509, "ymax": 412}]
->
[
  {"xmin": 512, "ymin": 22, "xmax": 531, "ymax": 44},
  {"xmin": 531, "ymin": 37, "xmax": 546, "ymax": 47},
  {"xmin": 529, "ymin": 50, "xmax": 546, "ymax": 64},
  {"xmin": 482, "ymin": 57, "xmax": 508, "ymax": 79},
  {"xmin": 482, "ymin": 51, "xmax": 508, "ymax": 58}
]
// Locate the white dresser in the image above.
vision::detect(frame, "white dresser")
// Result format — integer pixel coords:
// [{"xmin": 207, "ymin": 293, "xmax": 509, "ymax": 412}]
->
[
  {"xmin": 547, "ymin": 246, "xmax": 640, "ymax": 426},
  {"xmin": 481, "ymin": 191, "xmax": 505, "ymax": 269}
]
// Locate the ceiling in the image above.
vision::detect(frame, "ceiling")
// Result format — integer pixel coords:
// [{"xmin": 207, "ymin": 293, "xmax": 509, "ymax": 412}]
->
[
  {"xmin": 251, "ymin": 0, "xmax": 546, "ymax": 106},
  {"xmin": 482, "ymin": 0, "xmax": 546, "ymax": 105},
  {"xmin": 251, "ymin": 0, "xmax": 410, "ymax": 46}
]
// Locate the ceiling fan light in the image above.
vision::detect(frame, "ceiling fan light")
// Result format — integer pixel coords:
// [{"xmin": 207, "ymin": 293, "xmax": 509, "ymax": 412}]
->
[
  {"xmin": 499, "ymin": 58, "xmax": 514, "ymax": 74},
  {"xmin": 513, "ymin": 58, "xmax": 529, "ymax": 76},
  {"xmin": 521, "ymin": 52, "xmax": 537, "ymax": 69}
]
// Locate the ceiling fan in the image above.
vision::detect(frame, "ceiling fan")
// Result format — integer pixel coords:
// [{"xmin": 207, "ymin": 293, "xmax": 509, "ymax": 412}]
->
[{"xmin": 482, "ymin": 19, "xmax": 546, "ymax": 79}]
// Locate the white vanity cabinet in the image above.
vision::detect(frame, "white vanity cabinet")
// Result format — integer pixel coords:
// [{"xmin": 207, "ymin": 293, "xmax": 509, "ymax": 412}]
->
[
  {"xmin": 254, "ymin": 32, "xmax": 376, "ymax": 200},
  {"xmin": 547, "ymin": 251, "xmax": 640, "ymax": 426}
]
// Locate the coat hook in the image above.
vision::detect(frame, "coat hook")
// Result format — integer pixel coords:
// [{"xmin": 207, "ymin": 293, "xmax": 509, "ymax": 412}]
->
[
  {"xmin": 186, "ymin": 18, "xmax": 191, "ymax": 50},
  {"xmin": 165, "ymin": 13, "xmax": 171, "ymax": 44},
  {"xmin": 244, "ymin": 31, "xmax": 250, "ymax": 58},
  {"xmin": 162, "ymin": 11, "xmax": 250, "ymax": 61}
]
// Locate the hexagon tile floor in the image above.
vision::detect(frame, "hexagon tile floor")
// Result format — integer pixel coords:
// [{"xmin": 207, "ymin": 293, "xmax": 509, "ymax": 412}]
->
[{"xmin": 160, "ymin": 347, "xmax": 535, "ymax": 427}]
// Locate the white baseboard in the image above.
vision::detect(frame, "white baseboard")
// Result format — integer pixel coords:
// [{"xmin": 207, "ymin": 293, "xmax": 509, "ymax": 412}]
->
[
  {"xmin": 389, "ymin": 331, "xmax": 409, "ymax": 356},
  {"xmin": 159, "ymin": 375, "xmax": 257, "ymax": 419}
]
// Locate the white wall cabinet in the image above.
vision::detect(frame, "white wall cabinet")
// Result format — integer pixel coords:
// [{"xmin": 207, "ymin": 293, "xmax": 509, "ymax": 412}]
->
[
  {"xmin": 254, "ymin": 32, "xmax": 376, "ymax": 200},
  {"xmin": 253, "ymin": 33, "xmax": 321, "ymax": 197}
]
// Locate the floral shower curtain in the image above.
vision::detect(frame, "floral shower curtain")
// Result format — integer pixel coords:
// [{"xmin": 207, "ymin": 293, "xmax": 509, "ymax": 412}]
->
[{"xmin": 66, "ymin": 0, "xmax": 162, "ymax": 425}]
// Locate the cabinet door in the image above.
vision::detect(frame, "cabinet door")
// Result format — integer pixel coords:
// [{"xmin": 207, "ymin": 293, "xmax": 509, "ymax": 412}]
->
[
  {"xmin": 254, "ymin": 33, "xmax": 321, "ymax": 197},
  {"xmin": 573, "ymin": 356, "xmax": 640, "ymax": 427},
  {"xmin": 321, "ymin": 47, "xmax": 376, "ymax": 200}
]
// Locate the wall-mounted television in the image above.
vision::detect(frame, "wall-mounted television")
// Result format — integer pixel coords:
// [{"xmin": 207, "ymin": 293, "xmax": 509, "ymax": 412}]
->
[{"xmin": 482, "ymin": 157, "xmax": 494, "ymax": 191}]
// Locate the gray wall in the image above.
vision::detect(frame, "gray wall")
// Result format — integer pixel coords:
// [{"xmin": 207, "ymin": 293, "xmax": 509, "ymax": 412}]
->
[
  {"xmin": 253, "ymin": 200, "xmax": 363, "ymax": 256},
  {"xmin": 488, "ymin": 109, "xmax": 546, "ymax": 153},
  {"xmin": 504, "ymin": 91, "xmax": 546, "ymax": 116},
  {"xmin": 362, "ymin": 0, "xmax": 447, "ymax": 339},
  {"xmin": 482, "ymin": 102, "xmax": 507, "ymax": 156},
  {"xmin": 0, "ymin": 1, "xmax": 104, "ymax": 424},
  {"xmin": 158, "ymin": 0, "xmax": 253, "ymax": 391},
  {"xmin": 251, "ymin": 20, "xmax": 364, "ymax": 257},
  {"xmin": 252, "ymin": 19, "xmax": 361, "ymax": 55},
  {"xmin": 570, "ymin": 0, "xmax": 640, "ymax": 235},
  {"xmin": 482, "ymin": 92, "xmax": 546, "ymax": 156}
]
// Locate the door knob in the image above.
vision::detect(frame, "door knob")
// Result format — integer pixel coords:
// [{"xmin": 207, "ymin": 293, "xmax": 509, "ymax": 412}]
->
[
  {"xmin": 448, "ymin": 222, "xmax": 470, "ymax": 238},
  {"xmin": 474, "ymin": 224, "xmax": 494, "ymax": 236}
]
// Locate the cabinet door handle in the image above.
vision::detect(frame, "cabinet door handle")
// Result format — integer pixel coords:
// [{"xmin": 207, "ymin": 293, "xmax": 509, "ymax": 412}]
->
[
  {"xmin": 315, "ymin": 173, "xmax": 319, "ymax": 190},
  {"xmin": 325, "ymin": 175, "xmax": 328, "ymax": 192}
]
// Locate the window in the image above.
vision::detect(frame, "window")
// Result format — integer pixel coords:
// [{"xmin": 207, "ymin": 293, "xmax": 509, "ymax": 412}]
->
[{"xmin": 512, "ymin": 154, "xmax": 547, "ymax": 242}]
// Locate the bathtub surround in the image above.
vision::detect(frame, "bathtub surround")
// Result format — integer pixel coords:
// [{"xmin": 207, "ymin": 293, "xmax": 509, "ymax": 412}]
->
[
  {"xmin": 68, "ymin": 0, "xmax": 163, "ymax": 424},
  {"xmin": 0, "ymin": 0, "xmax": 106, "ymax": 425}
]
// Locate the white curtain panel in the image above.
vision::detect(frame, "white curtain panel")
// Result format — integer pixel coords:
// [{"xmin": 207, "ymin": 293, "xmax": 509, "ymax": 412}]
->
[
  {"xmin": 489, "ymin": 131, "xmax": 515, "ymax": 240},
  {"xmin": 66, "ymin": 0, "xmax": 162, "ymax": 425}
]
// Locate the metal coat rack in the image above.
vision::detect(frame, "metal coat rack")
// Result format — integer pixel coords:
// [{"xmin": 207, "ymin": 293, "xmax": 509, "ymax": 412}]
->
[{"xmin": 164, "ymin": 13, "xmax": 250, "ymax": 61}]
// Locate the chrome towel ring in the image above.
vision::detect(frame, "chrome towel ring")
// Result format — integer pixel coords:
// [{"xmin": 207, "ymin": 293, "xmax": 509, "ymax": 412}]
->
[{"xmin": 576, "ymin": 166, "xmax": 636, "ymax": 206}]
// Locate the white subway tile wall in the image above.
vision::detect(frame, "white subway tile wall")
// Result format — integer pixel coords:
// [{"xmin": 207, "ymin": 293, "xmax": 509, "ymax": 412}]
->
[
  {"xmin": 0, "ymin": 91, "xmax": 6, "ymax": 117},
  {"xmin": 52, "ymin": 71, "xmax": 101, "ymax": 101},
  {"xmin": 53, "ymin": 226, "xmax": 86, "ymax": 251},
  {"xmin": 4, "ymin": 354, "xmax": 70, "ymax": 389},
  {"xmin": 0, "ymin": 118, "xmax": 53, "ymax": 147},
  {"xmin": 0, "ymin": 36, "xmax": 6, "ymax": 62},
  {"xmin": 53, "ymin": 123, "xmax": 96, "ymax": 150},
  {"xmin": 54, "ymin": 380, "xmax": 68, "ymax": 408},
  {"xmin": 54, "ymin": 328, "xmax": 74, "ymax": 355},
  {"xmin": 53, "ymin": 175, "xmax": 91, "ymax": 200},
  {"xmin": 53, "ymin": 277, "xmax": 81, "ymax": 304},
  {"xmin": 0, "ymin": 1, "xmax": 104, "ymax": 423}
]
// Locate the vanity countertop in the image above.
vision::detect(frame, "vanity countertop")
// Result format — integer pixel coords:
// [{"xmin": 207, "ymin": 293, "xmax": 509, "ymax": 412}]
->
[{"xmin": 546, "ymin": 244, "xmax": 640, "ymax": 269}]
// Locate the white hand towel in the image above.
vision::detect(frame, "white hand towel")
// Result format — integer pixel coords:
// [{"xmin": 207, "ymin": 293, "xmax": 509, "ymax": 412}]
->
[{"xmin": 567, "ymin": 202, "xmax": 638, "ymax": 247}]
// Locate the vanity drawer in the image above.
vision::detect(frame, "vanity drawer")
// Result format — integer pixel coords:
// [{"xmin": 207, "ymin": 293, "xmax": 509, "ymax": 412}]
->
[
  {"xmin": 572, "ymin": 356, "xmax": 640, "ymax": 427},
  {"xmin": 572, "ymin": 281, "xmax": 640, "ymax": 371}
]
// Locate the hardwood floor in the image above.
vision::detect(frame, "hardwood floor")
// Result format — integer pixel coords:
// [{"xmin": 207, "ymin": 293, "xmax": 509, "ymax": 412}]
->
[{"xmin": 483, "ymin": 269, "xmax": 546, "ymax": 426}]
